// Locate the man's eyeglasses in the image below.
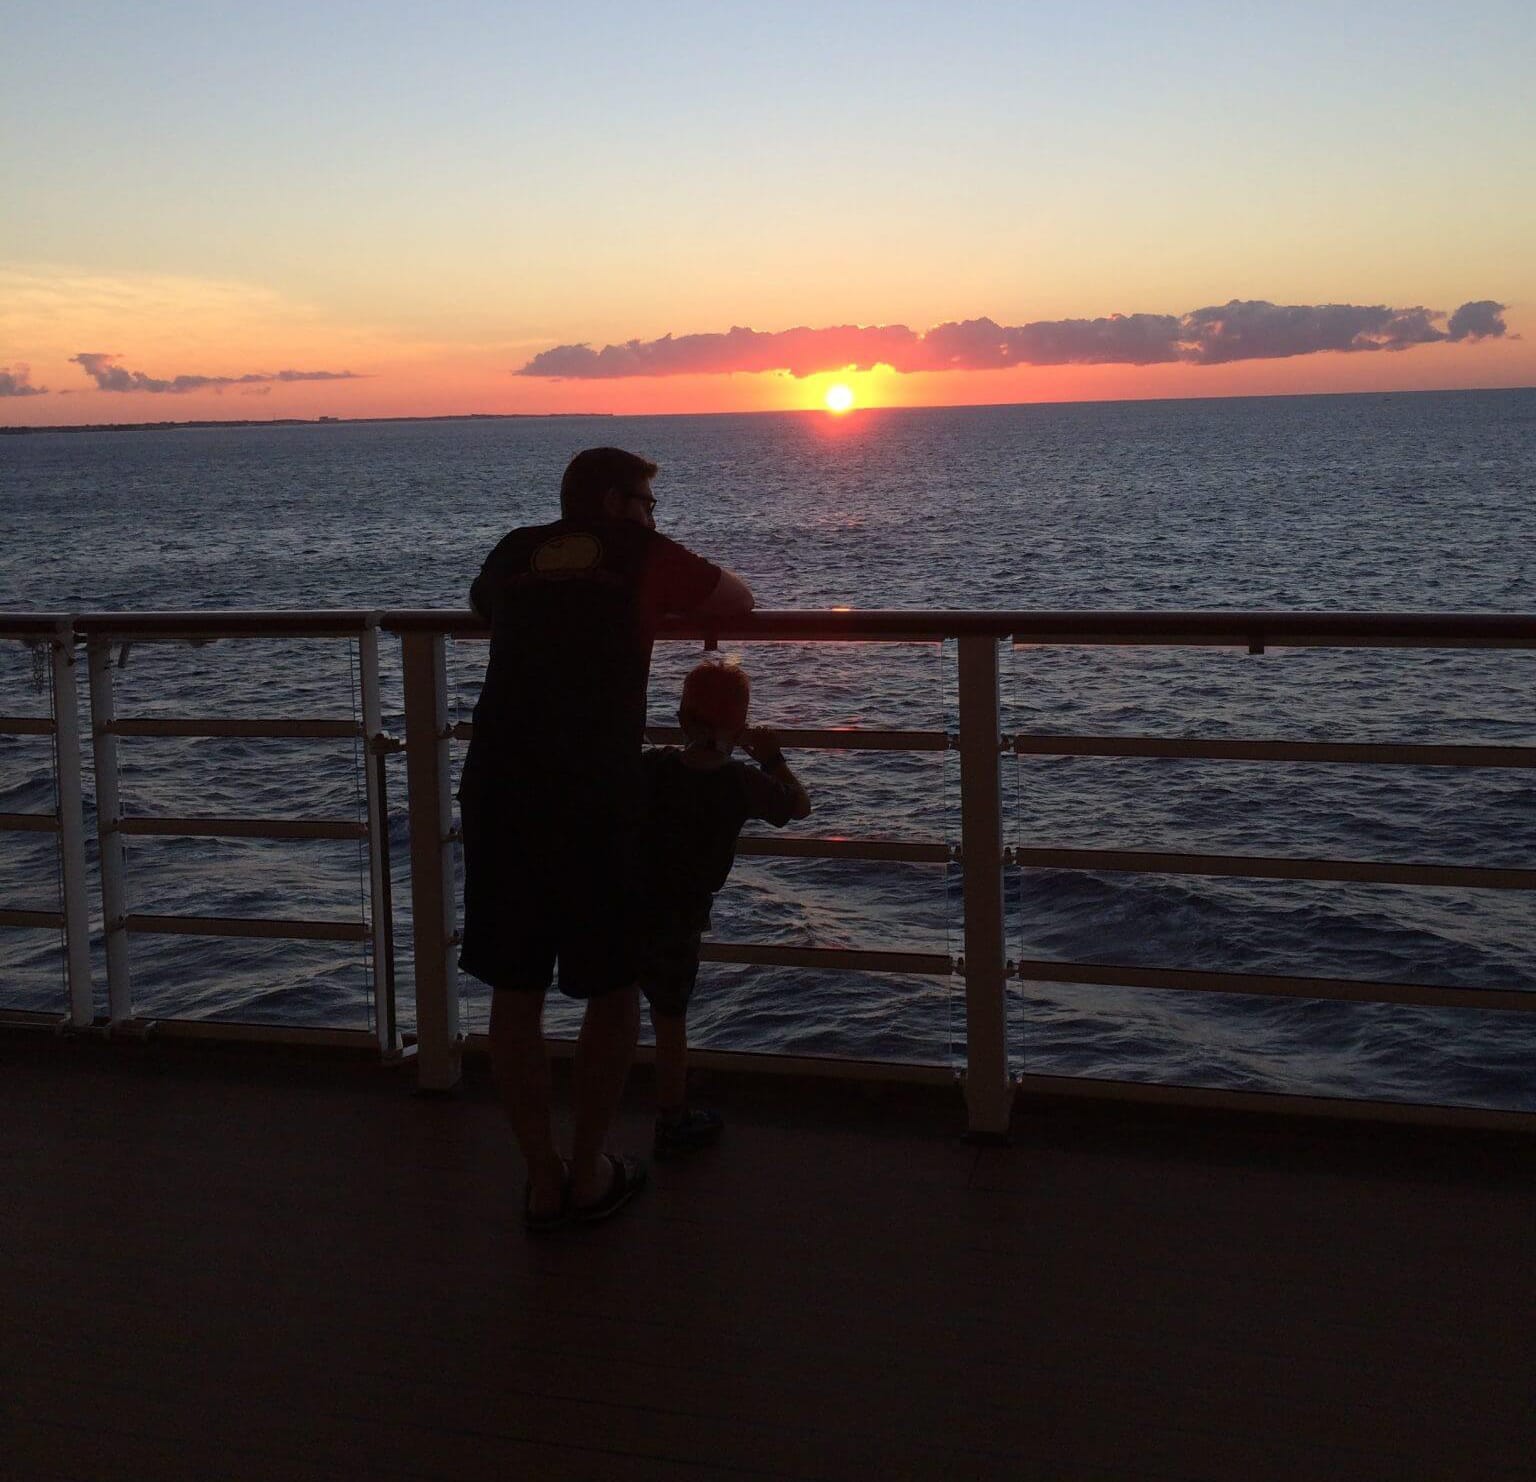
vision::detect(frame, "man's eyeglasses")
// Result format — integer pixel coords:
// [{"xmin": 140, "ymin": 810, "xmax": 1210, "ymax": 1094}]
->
[{"xmin": 626, "ymin": 491, "xmax": 657, "ymax": 515}]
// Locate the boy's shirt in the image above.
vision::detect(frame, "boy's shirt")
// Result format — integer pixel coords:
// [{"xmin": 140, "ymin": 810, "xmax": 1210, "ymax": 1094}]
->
[{"xmin": 635, "ymin": 748, "xmax": 798, "ymax": 916}]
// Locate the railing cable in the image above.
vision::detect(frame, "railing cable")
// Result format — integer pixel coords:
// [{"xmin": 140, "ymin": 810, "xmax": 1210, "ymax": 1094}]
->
[
  {"xmin": 445, "ymin": 631, "xmax": 468, "ymax": 1034},
  {"xmin": 347, "ymin": 634, "xmax": 374, "ymax": 1038},
  {"xmin": 1004, "ymin": 638, "xmax": 1025, "ymax": 1084},
  {"xmin": 49, "ymin": 645, "xmax": 68, "ymax": 1016},
  {"xmin": 939, "ymin": 636, "xmax": 962, "ymax": 1078},
  {"xmin": 37, "ymin": 639, "xmax": 71, "ymax": 1021}
]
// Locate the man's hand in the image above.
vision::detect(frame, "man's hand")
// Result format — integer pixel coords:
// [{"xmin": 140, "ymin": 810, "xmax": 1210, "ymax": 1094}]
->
[{"xmin": 740, "ymin": 727, "xmax": 783, "ymax": 764}]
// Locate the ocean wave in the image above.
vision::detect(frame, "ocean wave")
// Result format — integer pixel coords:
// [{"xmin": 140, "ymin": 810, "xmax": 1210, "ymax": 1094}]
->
[{"xmin": 4, "ymin": 394, "xmax": 1535, "ymax": 1107}]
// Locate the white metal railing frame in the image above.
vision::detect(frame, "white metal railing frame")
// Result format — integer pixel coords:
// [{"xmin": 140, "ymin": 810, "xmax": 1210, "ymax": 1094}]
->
[
  {"xmin": 3, "ymin": 607, "xmax": 1535, "ymax": 1134},
  {"xmin": 384, "ymin": 606, "xmax": 1536, "ymax": 1132},
  {"xmin": 0, "ymin": 615, "xmax": 92, "ymax": 1024},
  {"xmin": 2, "ymin": 612, "xmax": 399, "ymax": 1053}
]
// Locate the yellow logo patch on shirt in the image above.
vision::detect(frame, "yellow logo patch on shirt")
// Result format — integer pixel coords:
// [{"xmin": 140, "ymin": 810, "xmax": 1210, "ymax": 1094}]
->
[{"xmin": 530, "ymin": 533, "xmax": 603, "ymax": 577}]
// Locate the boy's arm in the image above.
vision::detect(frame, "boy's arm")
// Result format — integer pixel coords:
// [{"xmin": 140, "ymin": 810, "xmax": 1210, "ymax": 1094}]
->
[{"xmin": 741, "ymin": 727, "xmax": 811, "ymax": 821}]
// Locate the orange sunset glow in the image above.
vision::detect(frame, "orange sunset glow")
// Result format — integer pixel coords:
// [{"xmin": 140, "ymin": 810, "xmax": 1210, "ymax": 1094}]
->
[{"xmin": 1, "ymin": 7, "xmax": 1531, "ymax": 428}]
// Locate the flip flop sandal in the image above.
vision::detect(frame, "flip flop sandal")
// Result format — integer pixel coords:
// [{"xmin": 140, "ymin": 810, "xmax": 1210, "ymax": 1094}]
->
[{"xmin": 572, "ymin": 1154, "xmax": 648, "ymax": 1224}]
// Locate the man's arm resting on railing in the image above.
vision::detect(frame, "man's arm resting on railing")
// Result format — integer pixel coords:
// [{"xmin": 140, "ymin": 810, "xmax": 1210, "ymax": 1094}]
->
[
  {"xmin": 691, "ymin": 568, "xmax": 755, "ymax": 617},
  {"xmin": 471, "ymin": 566, "xmax": 752, "ymax": 624}
]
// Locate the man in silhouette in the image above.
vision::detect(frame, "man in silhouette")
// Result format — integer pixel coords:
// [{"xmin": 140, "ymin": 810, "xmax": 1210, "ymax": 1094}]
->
[{"xmin": 459, "ymin": 447, "xmax": 754, "ymax": 1229}]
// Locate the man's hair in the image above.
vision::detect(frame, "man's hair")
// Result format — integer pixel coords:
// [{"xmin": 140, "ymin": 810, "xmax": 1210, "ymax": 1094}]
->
[
  {"xmin": 560, "ymin": 447, "xmax": 659, "ymax": 520},
  {"xmin": 680, "ymin": 660, "xmax": 751, "ymax": 736}
]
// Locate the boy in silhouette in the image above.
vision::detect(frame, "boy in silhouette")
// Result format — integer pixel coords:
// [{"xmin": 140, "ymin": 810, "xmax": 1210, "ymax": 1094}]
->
[
  {"xmin": 459, "ymin": 448, "xmax": 754, "ymax": 1230},
  {"xmin": 634, "ymin": 660, "xmax": 811, "ymax": 1153}
]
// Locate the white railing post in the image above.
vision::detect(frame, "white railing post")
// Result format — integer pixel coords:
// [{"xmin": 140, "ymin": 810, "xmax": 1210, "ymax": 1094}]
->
[
  {"xmin": 400, "ymin": 631, "xmax": 461, "ymax": 1089},
  {"xmin": 358, "ymin": 620, "xmax": 398, "ymax": 1057},
  {"xmin": 956, "ymin": 634, "xmax": 1013, "ymax": 1139},
  {"xmin": 50, "ymin": 624, "xmax": 94, "ymax": 1027},
  {"xmin": 87, "ymin": 637, "xmax": 132, "ymax": 1025}
]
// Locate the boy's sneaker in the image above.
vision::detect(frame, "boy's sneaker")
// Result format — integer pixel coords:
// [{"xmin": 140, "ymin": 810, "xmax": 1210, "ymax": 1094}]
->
[{"xmin": 654, "ymin": 1105, "xmax": 724, "ymax": 1158}]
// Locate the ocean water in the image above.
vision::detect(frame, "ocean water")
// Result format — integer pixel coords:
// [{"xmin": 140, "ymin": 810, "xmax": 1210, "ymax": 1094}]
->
[{"xmin": 2, "ymin": 390, "xmax": 1534, "ymax": 1109}]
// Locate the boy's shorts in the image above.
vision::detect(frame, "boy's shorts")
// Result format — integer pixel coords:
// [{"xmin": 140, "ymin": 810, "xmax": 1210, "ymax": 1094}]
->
[
  {"xmin": 634, "ymin": 904, "xmax": 710, "ymax": 1018},
  {"xmin": 458, "ymin": 777, "xmax": 637, "ymax": 999}
]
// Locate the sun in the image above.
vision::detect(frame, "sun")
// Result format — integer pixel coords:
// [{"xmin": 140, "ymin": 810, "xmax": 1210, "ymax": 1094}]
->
[{"xmin": 824, "ymin": 383, "xmax": 855, "ymax": 413}]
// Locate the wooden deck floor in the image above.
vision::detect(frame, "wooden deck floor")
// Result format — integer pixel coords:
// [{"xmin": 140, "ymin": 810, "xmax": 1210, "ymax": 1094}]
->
[{"xmin": 4, "ymin": 1032, "xmax": 1533, "ymax": 1482}]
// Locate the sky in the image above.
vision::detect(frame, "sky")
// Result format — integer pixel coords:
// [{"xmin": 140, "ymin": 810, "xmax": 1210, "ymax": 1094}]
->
[{"xmin": 2, "ymin": 0, "xmax": 1533, "ymax": 424}]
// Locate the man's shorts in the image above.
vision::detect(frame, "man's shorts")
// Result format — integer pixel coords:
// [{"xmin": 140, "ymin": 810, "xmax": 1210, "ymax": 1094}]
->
[
  {"xmin": 633, "ymin": 903, "xmax": 711, "ymax": 1018},
  {"xmin": 458, "ymin": 777, "xmax": 636, "ymax": 999}
]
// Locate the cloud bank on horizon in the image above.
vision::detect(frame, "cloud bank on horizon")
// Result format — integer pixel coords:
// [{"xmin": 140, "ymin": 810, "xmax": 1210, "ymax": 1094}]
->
[
  {"xmin": 0, "ymin": 365, "xmax": 47, "ymax": 397},
  {"xmin": 69, "ymin": 354, "xmax": 363, "ymax": 394},
  {"xmin": 516, "ymin": 299, "xmax": 1509, "ymax": 379}
]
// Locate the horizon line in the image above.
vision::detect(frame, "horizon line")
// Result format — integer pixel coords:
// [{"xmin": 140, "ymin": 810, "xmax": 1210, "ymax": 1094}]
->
[{"xmin": 4, "ymin": 382, "xmax": 1534, "ymax": 435}]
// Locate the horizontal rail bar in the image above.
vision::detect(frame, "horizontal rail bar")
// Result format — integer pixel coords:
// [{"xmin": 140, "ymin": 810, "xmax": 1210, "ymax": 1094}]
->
[
  {"xmin": 68, "ymin": 611, "xmax": 379, "ymax": 639},
  {"xmin": 665, "ymin": 1045, "xmax": 956, "ymax": 1085},
  {"xmin": 1008, "ymin": 612, "xmax": 1536, "ymax": 649},
  {"xmin": 4, "ymin": 1010, "xmax": 1525, "ymax": 1125},
  {"xmin": 124, "ymin": 913, "xmax": 368, "ymax": 942},
  {"xmin": 386, "ymin": 611, "xmax": 488, "ymax": 639},
  {"xmin": 126, "ymin": 1019, "xmax": 379, "ymax": 1050},
  {"xmin": 1011, "ymin": 735, "xmax": 1536, "ymax": 769},
  {"xmin": 8, "ymin": 608, "xmax": 1536, "ymax": 647},
  {"xmin": 1009, "ymin": 846, "xmax": 1536, "ymax": 891},
  {"xmin": 689, "ymin": 611, "xmax": 1536, "ymax": 647},
  {"xmin": 110, "ymin": 718, "xmax": 361, "ymax": 740},
  {"xmin": 0, "ymin": 716, "xmax": 54, "ymax": 735},
  {"xmin": 736, "ymin": 835, "xmax": 951, "ymax": 864},
  {"xmin": 370, "ymin": 607, "xmax": 1536, "ymax": 648},
  {"xmin": 698, "ymin": 942, "xmax": 954, "ymax": 975},
  {"xmin": 647, "ymin": 725, "xmax": 950, "ymax": 753},
  {"xmin": 1012, "ymin": 633, "xmax": 1536, "ymax": 652},
  {"xmin": 0, "ymin": 908, "xmax": 65, "ymax": 929},
  {"xmin": 0, "ymin": 812, "xmax": 59, "ymax": 833},
  {"xmin": 0, "ymin": 1009, "xmax": 69, "ymax": 1029},
  {"xmin": 450, "ymin": 721, "xmax": 952, "ymax": 752},
  {"xmin": 0, "ymin": 616, "xmax": 70, "ymax": 638},
  {"xmin": 453, "ymin": 1031, "xmax": 1536, "ymax": 1129},
  {"xmin": 1014, "ymin": 1073, "xmax": 1536, "ymax": 1132},
  {"xmin": 468, "ymin": 1034, "xmax": 962, "ymax": 1087},
  {"xmin": 119, "ymin": 816, "xmax": 368, "ymax": 842},
  {"xmin": 388, "ymin": 611, "xmax": 944, "ymax": 642},
  {"xmin": 1013, "ymin": 958, "xmax": 1536, "ymax": 1014}
]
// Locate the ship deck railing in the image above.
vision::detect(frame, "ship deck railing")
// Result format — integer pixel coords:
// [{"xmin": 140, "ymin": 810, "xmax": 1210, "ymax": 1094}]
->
[{"xmin": 3, "ymin": 607, "xmax": 1535, "ymax": 1132}]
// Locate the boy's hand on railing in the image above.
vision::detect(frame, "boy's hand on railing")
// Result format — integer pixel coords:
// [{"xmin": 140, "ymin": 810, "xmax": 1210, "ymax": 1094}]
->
[
  {"xmin": 741, "ymin": 727, "xmax": 784, "ymax": 765},
  {"xmin": 743, "ymin": 727, "xmax": 812, "ymax": 820}
]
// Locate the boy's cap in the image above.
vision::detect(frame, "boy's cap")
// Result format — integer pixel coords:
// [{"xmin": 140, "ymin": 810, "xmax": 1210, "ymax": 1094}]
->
[{"xmin": 680, "ymin": 660, "xmax": 750, "ymax": 732}]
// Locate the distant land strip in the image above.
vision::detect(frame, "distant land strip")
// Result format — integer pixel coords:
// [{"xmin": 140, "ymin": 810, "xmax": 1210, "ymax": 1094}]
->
[{"xmin": 0, "ymin": 412, "xmax": 613, "ymax": 436}]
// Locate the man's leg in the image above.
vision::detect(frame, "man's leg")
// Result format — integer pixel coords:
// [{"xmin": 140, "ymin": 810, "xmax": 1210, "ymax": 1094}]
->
[
  {"xmin": 570, "ymin": 984, "xmax": 641, "ymax": 1205},
  {"xmin": 488, "ymin": 986, "xmax": 564, "ymax": 1217}
]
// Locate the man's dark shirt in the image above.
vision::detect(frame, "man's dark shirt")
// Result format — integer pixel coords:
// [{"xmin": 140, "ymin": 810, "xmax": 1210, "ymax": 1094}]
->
[
  {"xmin": 464, "ymin": 518, "xmax": 720, "ymax": 823},
  {"xmin": 635, "ymin": 748, "xmax": 798, "ymax": 918}
]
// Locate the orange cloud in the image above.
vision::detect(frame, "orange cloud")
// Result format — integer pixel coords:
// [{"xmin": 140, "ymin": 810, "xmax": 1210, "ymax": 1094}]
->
[
  {"xmin": 517, "ymin": 299, "xmax": 1509, "ymax": 379},
  {"xmin": 0, "ymin": 364, "xmax": 47, "ymax": 397},
  {"xmin": 70, "ymin": 352, "xmax": 362, "ymax": 394}
]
